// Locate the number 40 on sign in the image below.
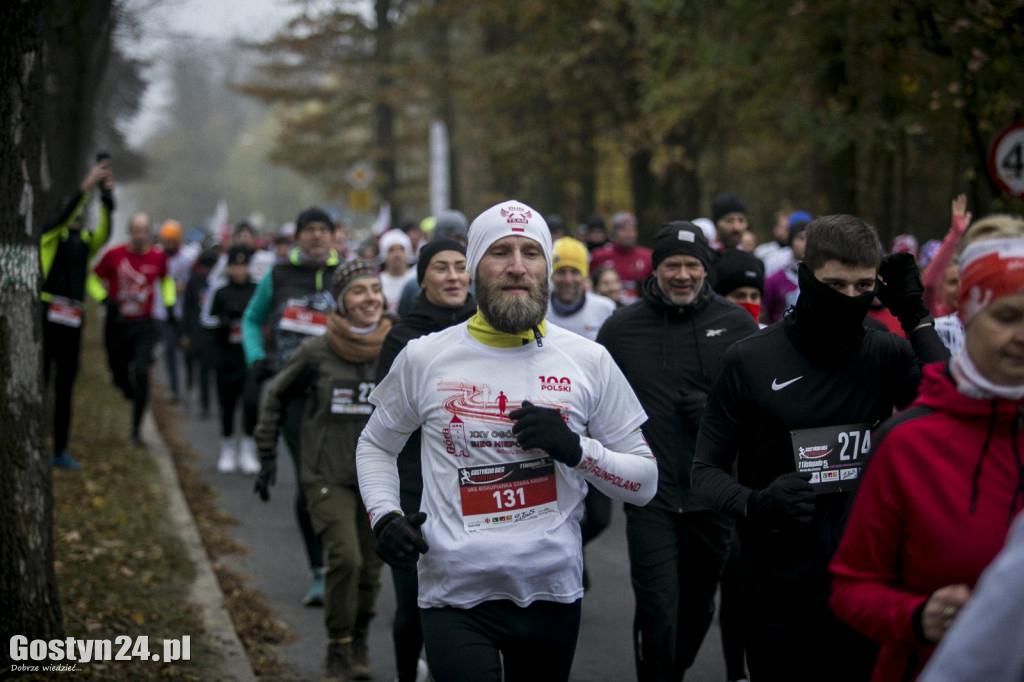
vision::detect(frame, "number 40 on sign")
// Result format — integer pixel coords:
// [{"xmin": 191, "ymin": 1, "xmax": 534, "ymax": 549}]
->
[{"xmin": 989, "ymin": 121, "xmax": 1024, "ymax": 199}]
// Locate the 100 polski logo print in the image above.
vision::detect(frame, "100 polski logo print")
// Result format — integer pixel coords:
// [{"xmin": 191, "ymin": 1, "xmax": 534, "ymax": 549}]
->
[{"xmin": 9, "ymin": 635, "xmax": 191, "ymax": 665}]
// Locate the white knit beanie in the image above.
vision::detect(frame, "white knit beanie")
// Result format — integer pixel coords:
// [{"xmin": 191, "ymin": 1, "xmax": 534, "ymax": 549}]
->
[
  {"xmin": 466, "ymin": 200, "xmax": 552, "ymax": 281},
  {"xmin": 378, "ymin": 229, "xmax": 413, "ymax": 260}
]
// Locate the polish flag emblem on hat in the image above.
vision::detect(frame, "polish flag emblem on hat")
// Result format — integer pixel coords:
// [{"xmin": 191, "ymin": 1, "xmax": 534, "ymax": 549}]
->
[
  {"xmin": 466, "ymin": 199, "xmax": 552, "ymax": 280},
  {"xmin": 500, "ymin": 205, "xmax": 532, "ymax": 231}
]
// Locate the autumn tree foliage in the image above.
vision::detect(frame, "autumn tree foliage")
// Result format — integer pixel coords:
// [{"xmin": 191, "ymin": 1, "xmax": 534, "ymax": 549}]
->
[
  {"xmin": 243, "ymin": 0, "xmax": 1024, "ymax": 241},
  {"xmin": 41, "ymin": 0, "xmax": 147, "ymax": 214}
]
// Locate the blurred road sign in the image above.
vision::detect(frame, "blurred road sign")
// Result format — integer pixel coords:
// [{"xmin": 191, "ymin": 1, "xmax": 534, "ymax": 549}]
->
[
  {"xmin": 347, "ymin": 162, "xmax": 374, "ymax": 190},
  {"xmin": 349, "ymin": 189, "xmax": 372, "ymax": 211},
  {"xmin": 989, "ymin": 121, "xmax": 1024, "ymax": 198}
]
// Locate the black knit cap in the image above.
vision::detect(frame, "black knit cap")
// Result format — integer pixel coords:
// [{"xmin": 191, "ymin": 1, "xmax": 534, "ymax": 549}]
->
[
  {"xmin": 296, "ymin": 207, "xmax": 336, "ymax": 234},
  {"xmin": 652, "ymin": 221, "xmax": 714, "ymax": 270},
  {"xmin": 546, "ymin": 214, "xmax": 567, "ymax": 236},
  {"xmin": 197, "ymin": 247, "xmax": 220, "ymax": 268},
  {"xmin": 711, "ymin": 193, "xmax": 748, "ymax": 223},
  {"xmin": 416, "ymin": 238, "xmax": 467, "ymax": 285},
  {"xmin": 227, "ymin": 244, "xmax": 252, "ymax": 266},
  {"xmin": 712, "ymin": 248, "xmax": 765, "ymax": 296}
]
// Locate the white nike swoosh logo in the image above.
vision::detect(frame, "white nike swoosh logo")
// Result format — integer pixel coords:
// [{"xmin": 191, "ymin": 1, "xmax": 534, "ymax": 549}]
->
[{"xmin": 771, "ymin": 376, "xmax": 803, "ymax": 391}]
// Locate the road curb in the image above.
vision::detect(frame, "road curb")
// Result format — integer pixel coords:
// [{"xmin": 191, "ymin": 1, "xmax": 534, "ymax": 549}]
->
[{"xmin": 142, "ymin": 412, "xmax": 256, "ymax": 681}]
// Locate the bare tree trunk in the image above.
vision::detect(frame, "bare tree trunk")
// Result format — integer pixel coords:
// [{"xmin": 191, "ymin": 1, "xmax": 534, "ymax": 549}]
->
[
  {"xmin": 629, "ymin": 149, "xmax": 656, "ymax": 237},
  {"xmin": 577, "ymin": 111, "xmax": 597, "ymax": 221},
  {"xmin": 430, "ymin": 0, "xmax": 462, "ymax": 212},
  {"xmin": 0, "ymin": 1, "xmax": 64, "ymax": 669},
  {"xmin": 40, "ymin": 0, "xmax": 115, "ymax": 211},
  {"xmin": 651, "ymin": 128, "xmax": 702, "ymax": 232},
  {"xmin": 813, "ymin": 36, "xmax": 859, "ymax": 215},
  {"xmin": 375, "ymin": 0, "xmax": 399, "ymax": 224}
]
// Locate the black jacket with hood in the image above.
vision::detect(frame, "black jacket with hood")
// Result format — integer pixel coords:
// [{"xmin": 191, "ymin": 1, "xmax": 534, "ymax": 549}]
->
[
  {"xmin": 597, "ymin": 275, "xmax": 759, "ymax": 513},
  {"xmin": 375, "ymin": 291, "xmax": 477, "ymax": 510}
]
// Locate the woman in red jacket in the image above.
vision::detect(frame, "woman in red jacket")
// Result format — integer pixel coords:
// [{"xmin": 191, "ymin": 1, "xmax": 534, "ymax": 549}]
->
[{"xmin": 829, "ymin": 228, "xmax": 1024, "ymax": 681}]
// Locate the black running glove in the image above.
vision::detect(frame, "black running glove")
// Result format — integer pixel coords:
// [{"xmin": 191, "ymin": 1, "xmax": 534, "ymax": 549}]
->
[
  {"xmin": 509, "ymin": 400, "xmax": 582, "ymax": 467},
  {"xmin": 878, "ymin": 253, "xmax": 932, "ymax": 336},
  {"xmin": 746, "ymin": 472, "xmax": 815, "ymax": 526},
  {"xmin": 253, "ymin": 457, "xmax": 276, "ymax": 502},
  {"xmin": 373, "ymin": 511, "xmax": 429, "ymax": 571},
  {"xmin": 251, "ymin": 358, "xmax": 274, "ymax": 382}
]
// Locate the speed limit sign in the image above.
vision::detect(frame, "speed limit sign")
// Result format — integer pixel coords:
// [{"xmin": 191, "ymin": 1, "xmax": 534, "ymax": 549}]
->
[{"xmin": 989, "ymin": 121, "xmax": 1024, "ymax": 198}]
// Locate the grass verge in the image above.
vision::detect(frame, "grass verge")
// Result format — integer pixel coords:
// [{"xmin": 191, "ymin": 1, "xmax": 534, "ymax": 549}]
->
[
  {"xmin": 150, "ymin": 391, "xmax": 295, "ymax": 679},
  {"xmin": 36, "ymin": 320, "xmax": 292, "ymax": 680}
]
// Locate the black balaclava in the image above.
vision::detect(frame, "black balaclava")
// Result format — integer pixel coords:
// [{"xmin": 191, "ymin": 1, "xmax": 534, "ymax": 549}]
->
[{"xmin": 785, "ymin": 262, "xmax": 877, "ymax": 366}]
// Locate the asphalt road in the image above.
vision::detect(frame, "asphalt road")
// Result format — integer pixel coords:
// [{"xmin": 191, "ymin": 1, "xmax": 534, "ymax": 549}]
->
[{"xmin": 170, "ymin": 380, "xmax": 728, "ymax": 682}]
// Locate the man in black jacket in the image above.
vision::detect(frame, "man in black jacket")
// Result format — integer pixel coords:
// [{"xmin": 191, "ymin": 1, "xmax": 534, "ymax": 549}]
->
[
  {"xmin": 597, "ymin": 222, "xmax": 759, "ymax": 682},
  {"xmin": 375, "ymin": 237, "xmax": 476, "ymax": 682},
  {"xmin": 691, "ymin": 214, "xmax": 949, "ymax": 681}
]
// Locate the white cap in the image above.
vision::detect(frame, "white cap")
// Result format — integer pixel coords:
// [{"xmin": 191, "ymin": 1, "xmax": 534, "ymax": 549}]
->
[
  {"xmin": 379, "ymin": 229, "xmax": 413, "ymax": 258},
  {"xmin": 466, "ymin": 200, "xmax": 551, "ymax": 280},
  {"xmin": 691, "ymin": 217, "xmax": 717, "ymax": 244}
]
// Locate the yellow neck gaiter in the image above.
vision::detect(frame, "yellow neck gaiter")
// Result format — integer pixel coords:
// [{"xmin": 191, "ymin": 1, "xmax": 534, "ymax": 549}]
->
[{"xmin": 467, "ymin": 310, "xmax": 546, "ymax": 348}]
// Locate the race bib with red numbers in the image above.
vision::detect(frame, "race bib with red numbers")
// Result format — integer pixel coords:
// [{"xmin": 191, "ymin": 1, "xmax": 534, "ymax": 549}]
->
[
  {"xmin": 228, "ymin": 319, "xmax": 243, "ymax": 344},
  {"xmin": 47, "ymin": 296, "xmax": 83, "ymax": 328},
  {"xmin": 227, "ymin": 315, "xmax": 242, "ymax": 342},
  {"xmin": 279, "ymin": 300, "xmax": 328, "ymax": 336},
  {"xmin": 117, "ymin": 292, "xmax": 148, "ymax": 319},
  {"xmin": 458, "ymin": 457, "xmax": 558, "ymax": 531}
]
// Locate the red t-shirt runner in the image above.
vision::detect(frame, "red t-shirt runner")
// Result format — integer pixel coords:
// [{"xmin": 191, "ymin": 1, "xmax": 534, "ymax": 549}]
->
[{"xmin": 93, "ymin": 246, "xmax": 168, "ymax": 320}]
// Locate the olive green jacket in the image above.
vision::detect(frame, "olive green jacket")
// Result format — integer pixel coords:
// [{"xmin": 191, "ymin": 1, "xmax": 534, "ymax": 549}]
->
[{"xmin": 254, "ymin": 334, "xmax": 378, "ymax": 490}]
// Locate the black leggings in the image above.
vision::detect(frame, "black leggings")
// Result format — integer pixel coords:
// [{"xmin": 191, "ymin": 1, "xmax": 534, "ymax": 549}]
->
[
  {"xmin": 215, "ymin": 360, "xmax": 252, "ymax": 438},
  {"xmin": 719, "ymin": 531, "xmax": 747, "ymax": 681},
  {"xmin": 185, "ymin": 341, "xmax": 213, "ymax": 413},
  {"xmin": 106, "ymin": 318, "xmax": 159, "ymax": 435},
  {"xmin": 421, "ymin": 599, "xmax": 582, "ymax": 682},
  {"xmin": 42, "ymin": 314, "xmax": 83, "ymax": 454},
  {"xmin": 391, "ymin": 566, "xmax": 423, "ymax": 682}
]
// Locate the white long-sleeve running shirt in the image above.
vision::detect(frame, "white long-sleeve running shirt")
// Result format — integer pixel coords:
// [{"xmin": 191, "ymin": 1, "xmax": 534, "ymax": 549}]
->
[{"xmin": 357, "ymin": 320, "xmax": 656, "ymax": 609}]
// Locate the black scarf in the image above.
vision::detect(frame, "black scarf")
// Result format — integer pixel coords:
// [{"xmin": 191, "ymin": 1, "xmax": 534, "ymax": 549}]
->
[{"xmin": 785, "ymin": 262, "xmax": 877, "ymax": 366}]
